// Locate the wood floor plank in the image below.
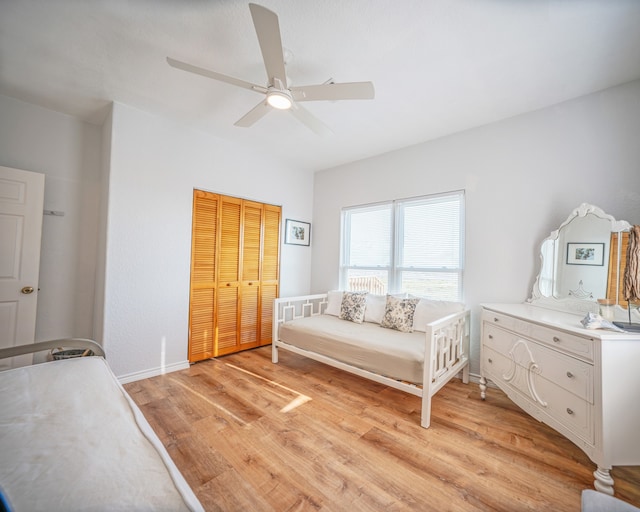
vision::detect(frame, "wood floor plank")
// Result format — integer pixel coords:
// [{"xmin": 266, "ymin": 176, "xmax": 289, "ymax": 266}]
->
[
  {"xmin": 207, "ymin": 424, "xmax": 314, "ymax": 511},
  {"xmin": 197, "ymin": 468, "xmax": 276, "ymax": 512},
  {"xmin": 247, "ymin": 412, "xmax": 432, "ymax": 511},
  {"xmin": 125, "ymin": 346, "xmax": 640, "ymax": 511}
]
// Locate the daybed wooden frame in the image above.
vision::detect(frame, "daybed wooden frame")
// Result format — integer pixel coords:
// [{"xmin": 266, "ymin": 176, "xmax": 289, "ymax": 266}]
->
[{"xmin": 272, "ymin": 294, "xmax": 470, "ymax": 428}]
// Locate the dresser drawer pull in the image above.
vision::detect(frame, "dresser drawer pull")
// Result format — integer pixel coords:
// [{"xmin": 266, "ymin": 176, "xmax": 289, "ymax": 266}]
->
[
  {"xmin": 566, "ymin": 408, "xmax": 574, "ymax": 415},
  {"xmin": 566, "ymin": 371, "xmax": 574, "ymax": 379},
  {"xmin": 553, "ymin": 336, "xmax": 561, "ymax": 343},
  {"xmin": 488, "ymin": 358, "xmax": 493, "ymax": 364},
  {"xmin": 488, "ymin": 334, "xmax": 493, "ymax": 339},
  {"xmin": 494, "ymin": 317, "xmax": 499, "ymax": 322}
]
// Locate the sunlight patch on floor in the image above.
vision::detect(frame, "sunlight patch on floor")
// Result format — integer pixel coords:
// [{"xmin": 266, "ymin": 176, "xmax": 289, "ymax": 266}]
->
[
  {"xmin": 224, "ymin": 362, "xmax": 312, "ymax": 413},
  {"xmin": 279, "ymin": 394, "xmax": 312, "ymax": 413},
  {"xmin": 169, "ymin": 376, "xmax": 247, "ymax": 425}
]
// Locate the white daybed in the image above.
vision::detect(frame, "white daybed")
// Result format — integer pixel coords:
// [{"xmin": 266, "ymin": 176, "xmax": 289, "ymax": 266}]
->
[
  {"xmin": 272, "ymin": 292, "xmax": 470, "ymax": 428},
  {"xmin": 0, "ymin": 339, "xmax": 204, "ymax": 512}
]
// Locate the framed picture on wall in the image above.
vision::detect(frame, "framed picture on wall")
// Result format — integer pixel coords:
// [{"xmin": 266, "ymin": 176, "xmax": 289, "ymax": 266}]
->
[
  {"xmin": 285, "ymin": 219, "xmax": 311, "ymax": 246},
  {"xmin": 566, "ymin": 242, "xmax": 605, "ymax": 266}
]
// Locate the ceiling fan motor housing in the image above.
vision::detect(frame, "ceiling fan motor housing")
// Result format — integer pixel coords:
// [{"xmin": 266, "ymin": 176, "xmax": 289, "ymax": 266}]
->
[{"xmin": 167, "ymin": 3, "xmax": 374, "ymax": 134}]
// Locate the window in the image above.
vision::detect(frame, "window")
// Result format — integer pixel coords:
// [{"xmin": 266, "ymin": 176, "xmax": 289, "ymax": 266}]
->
[{"xmin": 340, "ymin": 191, "xmax": 464, "ymax": 301}]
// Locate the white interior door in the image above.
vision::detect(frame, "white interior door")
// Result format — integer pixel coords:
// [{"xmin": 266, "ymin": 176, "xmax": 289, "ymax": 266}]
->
[{"xmin": 0, "ymin": 166, "xmax": 45, "ymax": 370}]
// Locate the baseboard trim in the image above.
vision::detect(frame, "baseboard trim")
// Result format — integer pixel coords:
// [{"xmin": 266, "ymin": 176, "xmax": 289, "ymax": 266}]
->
[
  {"xmin": 467, "ymin": 372, "xmax": 480, "ymax": 384},
  {"xmin": 116, "ymin": 363, "xmax": 491, "ymax": 388},
  {"xmin": 467, "ymin": 371, "xmax": 498, "ymax": 389},
  {"xmin": 117, "ymin": 360, "xmax": 190, "ymax": 384}
]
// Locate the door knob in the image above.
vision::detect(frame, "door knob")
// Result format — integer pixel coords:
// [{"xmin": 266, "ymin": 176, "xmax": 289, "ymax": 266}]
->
[{"xmin": 21, "ymin": 286, "xmax": 34, "ymax": 294}]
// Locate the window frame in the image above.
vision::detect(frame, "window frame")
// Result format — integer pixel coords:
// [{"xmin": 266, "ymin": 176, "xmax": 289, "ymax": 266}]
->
[{"xmin": 339, "ymin": 190, "xmax": 465, "ymax": 300}]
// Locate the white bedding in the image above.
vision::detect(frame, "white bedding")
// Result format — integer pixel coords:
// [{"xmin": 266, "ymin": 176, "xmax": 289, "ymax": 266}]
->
[
  {"xmin": 278, "ymin": 314, "xmax": 425, "ymax": 384},
  {"xmin": 0, "ymin": 357, "xmax": 204, "ymax": 512}
]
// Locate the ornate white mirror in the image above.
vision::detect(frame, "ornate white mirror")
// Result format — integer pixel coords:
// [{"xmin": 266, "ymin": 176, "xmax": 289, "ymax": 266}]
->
[{"xmin": 529, "ymin": 203, "xmax": 632, "ymax": 316}]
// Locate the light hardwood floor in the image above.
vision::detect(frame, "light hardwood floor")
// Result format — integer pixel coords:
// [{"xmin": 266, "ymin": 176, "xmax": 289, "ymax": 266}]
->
[{"xmin": 125, "ymin": 347, "xmax": 640, "ymax": 511}]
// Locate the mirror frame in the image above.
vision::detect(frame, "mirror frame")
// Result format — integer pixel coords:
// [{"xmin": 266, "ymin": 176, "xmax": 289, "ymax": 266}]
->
[{"xmin": 529, "ymin": 203, "xmax": 631, "ymax": 315}]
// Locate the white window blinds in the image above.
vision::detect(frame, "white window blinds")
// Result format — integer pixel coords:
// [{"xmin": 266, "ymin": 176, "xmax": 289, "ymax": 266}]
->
[{"xmin": 340, "ymin": 191, "xmax": 464, "ymax": 301}]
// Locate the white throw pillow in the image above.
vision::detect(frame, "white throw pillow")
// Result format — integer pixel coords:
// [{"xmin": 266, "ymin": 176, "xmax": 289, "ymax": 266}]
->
[
  {"xmin": 364, "ymin": 294, "xmax": 386, "ymax": 324},
  {"xmin": 324, "ymin": 290, "xmax": 343, "ymax": 316},
  {"xmin": 412, "ymin": 299, "xmax": 464, "ymax": 332}
]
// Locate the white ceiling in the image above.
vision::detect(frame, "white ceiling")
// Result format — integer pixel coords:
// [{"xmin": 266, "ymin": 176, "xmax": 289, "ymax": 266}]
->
[{"xmin": 2, "ymin": 1, "xmax": 640, "ymax": 172}]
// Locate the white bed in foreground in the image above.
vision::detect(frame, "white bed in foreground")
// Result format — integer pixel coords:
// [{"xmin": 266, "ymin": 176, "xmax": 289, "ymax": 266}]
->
[
  {"xmin": 272, "ymin": 293, "xmax": 470, "ymax": 428},
  {"xmin": 0, "ymin": 340, "xmax": 203, "ymax": 512}
]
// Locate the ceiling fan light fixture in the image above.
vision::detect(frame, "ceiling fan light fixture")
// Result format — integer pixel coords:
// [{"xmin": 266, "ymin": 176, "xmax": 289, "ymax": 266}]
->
[
  {"xmin": 266, "ymin": 90, "xmax": 292, "ymax": 110},
  {"xmin": 167, "ymin": 4, "xmax": 374, "ymax": 134}
]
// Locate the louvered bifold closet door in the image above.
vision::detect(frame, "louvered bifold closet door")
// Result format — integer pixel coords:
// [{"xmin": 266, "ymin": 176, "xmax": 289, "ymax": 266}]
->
[
  {"xmin": 189, "ymin": 190, "xmax": 281, "ymax": 361},
  {"xmin": 239, "ymin": 201, "xmax": 262, "ymax": 349},
  {"xmin": 216, "ymin": 196, "xmax": 242, "ymax": 356},
  {"xmin": 189, "ymin": 191, "xmax": 219, "ymax": 362},
  {"xmin": 260, "ymin": 204, "xmax": 281, "ymax": 345}
]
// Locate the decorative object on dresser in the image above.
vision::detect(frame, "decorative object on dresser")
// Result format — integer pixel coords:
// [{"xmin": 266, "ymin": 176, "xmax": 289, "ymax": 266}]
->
[
  {"xmin": 479, "ymin": 203, "xmax": 640, "ymax": 497},
  {"xmin": 613, "ymin": 224, "xmax": 640, "ymax": 332}
]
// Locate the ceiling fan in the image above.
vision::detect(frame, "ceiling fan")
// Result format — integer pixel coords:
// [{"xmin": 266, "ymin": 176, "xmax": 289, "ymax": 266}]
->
[{"xmin": 167, "ymin": 3, "xmax": 375, "ymax": 136}]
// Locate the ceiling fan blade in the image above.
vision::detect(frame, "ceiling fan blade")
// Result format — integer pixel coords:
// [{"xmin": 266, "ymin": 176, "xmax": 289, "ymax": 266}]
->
[
  {"xmin": 291, "ymin": 81, "xmax": 375, "ymax": 102},
  {"xmin": 290, "ymin": 104, "xmax": 333, "ymax": 137},
  {"xmin": 234, "ymin": 100, "xmax": 272, "ymax": 127},
  {"xmin": 167, "ymin": 57, "xmax": 267, "ymax": 93},
  {"xmin": 249, "ymin": 3, "xmax": 288, "ymax": 88}
]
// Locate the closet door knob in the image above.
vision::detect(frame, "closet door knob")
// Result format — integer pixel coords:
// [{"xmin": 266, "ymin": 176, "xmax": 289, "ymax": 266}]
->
[{"xmin": 21, "ymin": 286, "xmax": 34, "ymax": 294}]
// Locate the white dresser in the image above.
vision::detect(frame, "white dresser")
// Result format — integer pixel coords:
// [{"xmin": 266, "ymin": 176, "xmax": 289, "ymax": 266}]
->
[{"xmin": 479, "ymin": 303, "xmax": 640, "ymax": 495}]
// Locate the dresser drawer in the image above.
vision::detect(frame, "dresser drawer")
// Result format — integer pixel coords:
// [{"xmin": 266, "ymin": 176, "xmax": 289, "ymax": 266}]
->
[
  {"xmin": 482, "ymin": 345, "xmax": 594, "ymax": 444},
  {"xmin": 483, "ymin": 323, "xmax": 593, "ymax": 402},
  {"xmin": 483, "ymin": 310, "xmax": 594, "ymax": 362},
  {"xmin": 528, "ymin": 371, "xmax": 594, "ymax": 444}
]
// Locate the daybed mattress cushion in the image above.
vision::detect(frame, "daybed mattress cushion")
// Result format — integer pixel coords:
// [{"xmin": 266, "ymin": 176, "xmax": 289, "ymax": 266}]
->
[
  {"xmin": 278, "ymin": 314, "xmax": 424, "ymax": 384},
  {"xmin": 0, "ymin": 356, "xmax": 204, "ymax": 512}
]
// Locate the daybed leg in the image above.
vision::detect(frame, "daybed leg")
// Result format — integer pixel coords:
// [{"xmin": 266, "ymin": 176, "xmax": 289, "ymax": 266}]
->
[
  {"xmin": 272, "ymin": 342, "xmax": 279, "ymax": 363},
  {"xmin": 462, "ymin": 364, "xmax": 470, "ymax": 384},
  {"xmin": 420, "ymin": 394, "xmax": 432, "ymax": 429}
]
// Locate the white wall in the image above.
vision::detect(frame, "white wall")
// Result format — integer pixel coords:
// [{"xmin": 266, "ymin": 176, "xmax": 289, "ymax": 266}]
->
[
  {"xmin": 311, "ymin": 80, "xmax": 640, "ymax": 375},
  {"xmin": 0, "ymin": 94, "xmax": 101, "ymax": 342},
  {"xmin": 4, "ymin": 79, "xmax": 639, "ymax": 380},
  {"xmin": 102, "ymin": 103, "xmax": 313, "ymax": 379}
]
